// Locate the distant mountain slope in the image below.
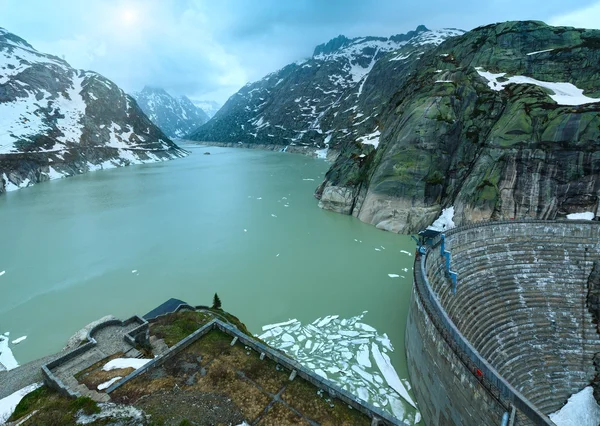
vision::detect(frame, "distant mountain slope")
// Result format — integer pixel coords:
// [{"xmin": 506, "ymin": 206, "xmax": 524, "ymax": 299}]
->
[
  {"xmin": 189, "ymin": 25, "xmax": 464, "ymax": 155},
  {"xmin": 0, "ymin": 28, "xmax": 187, "ymax": 194},
  {"xmin": 132, "ymin": 86, "xmax": 209, "ymax": 138},
  {"xmin": 192, "ymin": 100, "xmax": 221, "ymax": 118},
  {"xmin": 316, "ymin": 21, "xmax": 600, "ymax": 232}
]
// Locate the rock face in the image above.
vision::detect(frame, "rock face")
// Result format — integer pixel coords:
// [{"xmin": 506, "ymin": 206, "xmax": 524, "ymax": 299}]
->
[
  {"xmin": 0, "ymin": 28, "xmax": 187, "ymax": 194},
  {"xmin": 189, "ymin": 26, "xmax": 464, "ymax": 158},
  {"xmin": 316, "ymin": 21, "xmax": 600, "ymax": 233},
  {"xmin": 132, "ymin": 86, "xmax": 209, "ymax": 138}
]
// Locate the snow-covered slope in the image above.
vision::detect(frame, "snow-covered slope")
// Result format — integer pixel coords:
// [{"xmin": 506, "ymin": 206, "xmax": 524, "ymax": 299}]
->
[
  {"xmin": 192, "ymin": 100, "xmax": 221, "ymax": 118},
  {"xmin": 132, "ymin": 86, "xmax": 209, "ymax": 138},
  {"xmin": 0, "ymin": 28, "xmax": 187, "ymax": 194},
  {"xmin": 190, "ymin": 25, "xmax": 464, "ymax": 155}
]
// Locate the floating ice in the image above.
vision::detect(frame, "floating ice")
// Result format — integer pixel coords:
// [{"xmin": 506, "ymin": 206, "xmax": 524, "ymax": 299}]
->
[
  {"xmin": 0, "ymin": 271, "xmax": 5, "ymax": 277},
  {"xmin": 0, "ymin": 334, "xmax": 18, "ymax": 371},
  {"xmin": 271, "ymin": 214, "xmax": 277, "ymax": 218},
  {"xmin": 372, "ymin": 343, "xmax": 416, "ymax": 408},
  {"xmin": 259, "ymin": 312, "xmax": 416, "ymax": 420},
  {"xmin": 302, "ymin": 178, "xmax": 315, "ymax": 181},
  {"xmin": 388, "ymin": 274, "xmax": 400, "ymax": 278},
  {"xmin": 262, "ymin": 319, "xmax": 298, "ymax": 331},
  {"xmin": 11, "ymin": 336, "xmax": 26, "ymax": 345},
  {"xmin": 131, "ymin": 270, "xmax": 137, "ymax": 274},
  {"xmin": 400, "ymin": 250, "xmax": 413, "ymax": 256}
]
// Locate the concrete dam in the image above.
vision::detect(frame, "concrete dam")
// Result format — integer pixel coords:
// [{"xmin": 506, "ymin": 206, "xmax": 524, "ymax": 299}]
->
[{"xmin": 405, "ymin": 220, "xmax": 600, "ymax": 425}]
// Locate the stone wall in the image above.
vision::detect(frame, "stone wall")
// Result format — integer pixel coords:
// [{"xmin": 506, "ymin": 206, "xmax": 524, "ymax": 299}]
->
[{"xmin": 407, "ymin": 220, "xmax": 600, "ymax": 425}]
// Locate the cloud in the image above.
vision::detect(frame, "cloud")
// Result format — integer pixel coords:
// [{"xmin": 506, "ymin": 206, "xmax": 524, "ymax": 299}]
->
[
  {"xmin": 2, "ymin": 0, "xmax": 597, "ymax": 103},
  {"xmin": 548, "ymin": 1, "xmax": 600, "ymax": 29}
]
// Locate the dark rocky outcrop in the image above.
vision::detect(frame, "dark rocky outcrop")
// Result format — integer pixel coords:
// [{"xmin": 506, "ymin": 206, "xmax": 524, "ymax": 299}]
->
[
  {"xmin": 317, "ymin": 21, "xmax": 600, "ymax": 232},
  {"xmin": 132, "ymin": 86, "xmax": 209, "ymax": 138},
  {"xmin": 0, "ymin": 28, "xmax": 187, "ymax": 194}
]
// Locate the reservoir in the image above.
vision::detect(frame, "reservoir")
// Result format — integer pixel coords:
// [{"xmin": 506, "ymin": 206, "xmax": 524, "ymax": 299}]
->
[{"xmin": 0, "ymin": 145, "xmax": 418, "ymax": 422}]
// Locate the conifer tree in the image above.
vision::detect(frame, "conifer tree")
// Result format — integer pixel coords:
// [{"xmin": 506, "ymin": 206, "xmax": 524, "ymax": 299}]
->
[{"xmin": 212, "ymin": 293, "xmax": 222, "ymax": 309}]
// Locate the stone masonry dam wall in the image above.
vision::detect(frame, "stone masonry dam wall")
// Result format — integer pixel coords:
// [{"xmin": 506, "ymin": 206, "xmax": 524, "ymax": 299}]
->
[{"xmin": 406, "ymin": 220, "xmax": 600, "ymax": 426}]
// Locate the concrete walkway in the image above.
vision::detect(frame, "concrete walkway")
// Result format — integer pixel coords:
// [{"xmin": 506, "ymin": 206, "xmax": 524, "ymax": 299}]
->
[
  {"xmin": 51, "ymin": 322, "xmax": 141, "ymax": 402},
  {"xmin": 0, "ymin": 321, "xmax": 141, "ymax": 403},
  {"xmin": 0, "ymin": 352, "xmax": 64, "ymax": 399}
]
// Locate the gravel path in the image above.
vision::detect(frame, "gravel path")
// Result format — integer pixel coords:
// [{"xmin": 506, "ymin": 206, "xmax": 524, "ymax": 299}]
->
[{"xmin": 0, "ymin": 351, "xmax": 63, "ymax": 399}]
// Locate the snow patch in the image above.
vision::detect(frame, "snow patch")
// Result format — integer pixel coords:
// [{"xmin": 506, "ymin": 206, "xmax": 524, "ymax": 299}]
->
[
  {"xmin": 427, "ymin": 206, "xmax": 455, "ymax": 232},
  {"xmin": 102, "ymin": 358, "xmax": 152, "ymax": 371},
  {"xmin": 549, "ymin": 387, "xmax": 600, "ymax": 426},
  {"xmin": 97, "ymin": 376, "xmax": 122, "ymax": 390},
  {"xmin": 476, "ymin": 68, "xmax": 600, "ymax": 106},
  {"xmin": 0, "ymin": 383, "xmax": 42, "ymax": 423},
  {"xmin": 566, "ymin": 212, "xmax": 594, "ymax": 220}
]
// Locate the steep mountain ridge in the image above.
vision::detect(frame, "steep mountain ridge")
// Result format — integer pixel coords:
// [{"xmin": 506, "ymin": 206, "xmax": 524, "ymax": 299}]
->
[
  {"xmin": 132, "ymin": 86, "xmax": 209, "ymax": 138},
  {"xmin": 0, "ymin": 28, "xmax": 187, "ymax": 194},
  {"xmin": 192, "ymin": 100, "xmax": 221, "ymax": 118},
  {"xmin": 316, "ymin": 21, "xmax": 600, "ymax": 232},
  {"xmin": 189, "ymin": 26, "xmax": 464, "ymax": 155}
]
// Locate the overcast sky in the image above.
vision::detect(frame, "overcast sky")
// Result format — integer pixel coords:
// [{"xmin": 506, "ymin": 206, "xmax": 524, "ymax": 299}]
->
[{"xmin": 1, "ymin": 0, "xmax": 599, "ymax": 104}]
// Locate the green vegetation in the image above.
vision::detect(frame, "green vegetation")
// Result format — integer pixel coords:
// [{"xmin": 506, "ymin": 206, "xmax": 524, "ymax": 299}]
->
[
  {"xmin": 9, "ymin": 386, "xmax": 100, "ymax": 425},
  {"xmin": 150, "ymin": 311, "xmax": 212, "ymax": 346}
]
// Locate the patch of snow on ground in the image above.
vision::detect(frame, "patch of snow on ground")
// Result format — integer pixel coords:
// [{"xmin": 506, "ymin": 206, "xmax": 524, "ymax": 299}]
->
[
  {"xmin": 566, "ymin": 212, "xmax": 595, "ymax": 220},
  {"xmin": 357, "ymin": 130, "xmax": 381, "ymax": 149},
  {"xmin": 0, "ymin": 333, "xmax": 19, "ymax": 370},
  {"xmin": 427, "ymin": 206, "xmax": 455, "ymax": 232},
  {"xmin": 550, "ymin": 387, "xmax": 600, "ymax": 426},
  {"xmin": 0, "ymin": 383, "xmax": 42, "ymax": 423},
  {"xmin": 259, "ymin": 312, "xmax": 418, "ymax": 423},
  {"xmin": 476, "ymin": 68, "xmax": 600, "ymax": 106},
  {"xmin": 102, "ymin": 358, "xmax": 152, "ymax": 371},
  {"xmin": 527, "ymin": 49, "xmax": 554, "ymax": 56},
  {"xmin": 97, "ymin": 376, "xmax": 122, "ymax": 390},
  {"xmin": 315, "ymin": 147, "xmax": 328, "ymax": 159}
]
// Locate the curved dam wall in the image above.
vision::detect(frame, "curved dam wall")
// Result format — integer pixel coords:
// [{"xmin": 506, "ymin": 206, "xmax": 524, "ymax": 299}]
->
[{"xmin": 406, "ymin": 221, "xmax": 600, "ymax": 425}]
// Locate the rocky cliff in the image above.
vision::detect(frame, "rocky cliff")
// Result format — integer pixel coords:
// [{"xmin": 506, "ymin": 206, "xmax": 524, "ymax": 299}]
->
[
  {"xmin": 188, "ymin": 26, "xmax": 464, "ymax": 158},
  {"xmin": 316, "ymin": 21, "xmax": 600, "ymax": 232},
  {"xmin": 132, "ymin": 86, "xmax": 209, "ymax": 138},
  {"xmin": 0, "ymin": 28, "xmax": 187, "ymax": 194}
]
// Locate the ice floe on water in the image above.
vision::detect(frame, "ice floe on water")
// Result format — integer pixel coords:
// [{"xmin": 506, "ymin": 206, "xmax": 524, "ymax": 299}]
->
[
  {"xmin": 0, "ymin": 332, "xmax": 19, "ymax": 371},
  {"xmin": 388, "ymin": 274, "xmax": 400, "ymax": 278},
  {"xmin": 259, "ymin": 312, "xmax": 420, "ymax": 423},
  {"xmin": 0, "ymin": 270, "xmax": 5, "ymax": 277},
  {"xmin": 400, "ymin": 250, "xmax": 412, "ymax": 256},
  {"xmin": 11, "ymin": 336, "xmax": 26, "ymax": 345}
]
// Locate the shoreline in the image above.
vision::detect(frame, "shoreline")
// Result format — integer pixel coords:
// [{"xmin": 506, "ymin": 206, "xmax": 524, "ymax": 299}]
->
[{"xmin": 181, "ymin": 140, "xmax": 340, "ymax": 162}]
